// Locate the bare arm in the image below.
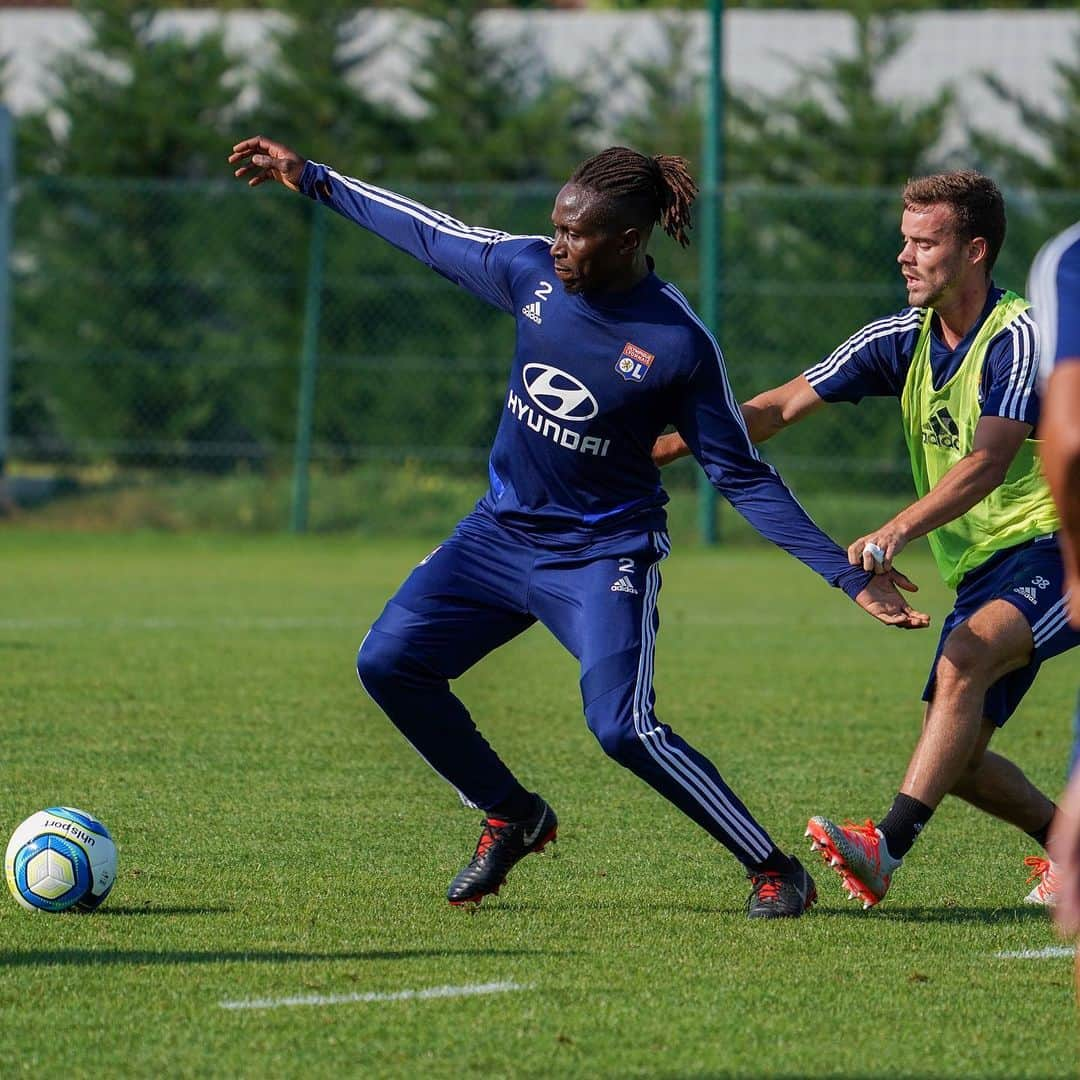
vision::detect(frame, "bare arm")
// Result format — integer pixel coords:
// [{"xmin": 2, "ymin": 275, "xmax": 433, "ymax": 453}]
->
[
  {"xmin": 849, "ymin": 414, "xmax": 1033, "ymax": 573},
  {"xmin": 1039, "ymin": 361, "xmax": 1080, "ymax": 627},
  {"xmin": 741, "ymin": 374, "xmax": 828, "ymax": 442},
  {"xmin": 652, "ymin": 374, "xmax": 826, "ymax": 465}
]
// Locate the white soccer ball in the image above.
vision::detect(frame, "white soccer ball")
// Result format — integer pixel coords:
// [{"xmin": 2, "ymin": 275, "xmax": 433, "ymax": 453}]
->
[{"xmin": 4, "ymin": 807, "xmax": 117, "ymax": 913}]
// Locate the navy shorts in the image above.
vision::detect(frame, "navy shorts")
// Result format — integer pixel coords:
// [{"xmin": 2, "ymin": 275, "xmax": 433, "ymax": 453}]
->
[{"xmin": 923, "ymin": 535, "xmax": 1079, "ymax": 726}]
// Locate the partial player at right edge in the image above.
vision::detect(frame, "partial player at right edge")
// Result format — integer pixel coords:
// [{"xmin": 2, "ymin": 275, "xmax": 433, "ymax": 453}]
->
[{"xmin": 1029, "ymin": 221, "xmax": 1080, "ymax": 990}]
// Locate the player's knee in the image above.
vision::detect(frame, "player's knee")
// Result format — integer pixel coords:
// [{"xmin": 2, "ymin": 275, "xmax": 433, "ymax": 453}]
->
[
  {"xmin": 585, "ymin": 708, "xmax": 639, "ymax": 763},
  {"xmin": 937, "ymin": 627, "xmax": 986, "ymax": 684},
  {"xmin": 355, "ymin": 628, "xmax": 406, "ymax": 694}
]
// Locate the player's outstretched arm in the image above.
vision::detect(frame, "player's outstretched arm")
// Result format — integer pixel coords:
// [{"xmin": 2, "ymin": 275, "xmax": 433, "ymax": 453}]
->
[
  {"xmin": 741, "ymin": 375, "xmax": 825, "ymax": 443},
  {"xmin": 652, "ymin": 375, "xmax": 824, "ymax": 466},
  {"xmin": 675, "ymin": 347, "xmax": 930, "ymax": 629},
  {"xmin": 229, "ymin": 136, "xmax": 306, "ymax": 192},
  {"xmin": 229, "ymin": 136, "xmax": 528, "ymax": 314}
]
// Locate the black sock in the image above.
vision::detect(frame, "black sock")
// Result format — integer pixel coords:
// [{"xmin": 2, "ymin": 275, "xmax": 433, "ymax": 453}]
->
[
  {"xmin": 1026, "ymin": 807, "xmax": 1057, "ymax": 850},
  {"xmin": 751, "ymin": 846, "xmax": 795, "ymax": 876},
  {"xmin": 488, "ymin": 786, "xmax": 536, "ymax": 823},
  {"xmin": 877, "ymin": 793, "xmax": 934, "ymax": 859}
]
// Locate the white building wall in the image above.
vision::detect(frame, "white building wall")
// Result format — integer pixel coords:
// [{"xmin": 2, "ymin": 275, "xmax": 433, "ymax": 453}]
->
[{"xmin": 1, "ymin": 8, "xmax": 1076, "ymax": 159}]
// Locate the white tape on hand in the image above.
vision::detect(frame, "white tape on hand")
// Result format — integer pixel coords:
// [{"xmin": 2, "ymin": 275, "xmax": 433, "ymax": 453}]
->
[{"xmin": 864, "ymin": 542, "xmax": 886, "ymax": 569}]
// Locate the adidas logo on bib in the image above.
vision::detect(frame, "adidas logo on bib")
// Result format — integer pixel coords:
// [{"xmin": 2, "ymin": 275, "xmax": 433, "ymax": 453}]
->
[{"xmin": 921, "ymin": 407, "xmax": 961, "ymax": 450}]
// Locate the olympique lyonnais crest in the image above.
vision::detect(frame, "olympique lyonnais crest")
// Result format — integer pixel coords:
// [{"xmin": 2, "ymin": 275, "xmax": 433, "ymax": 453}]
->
[{"xmin": 616, "ymin": 342, "xmax": 655, "ymax": 382}]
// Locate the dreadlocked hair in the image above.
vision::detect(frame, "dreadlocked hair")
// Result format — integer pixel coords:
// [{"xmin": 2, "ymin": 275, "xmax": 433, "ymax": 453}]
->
[{"xmin": 570, "ymin": 146, "xmax": 698, "ymax": 248}]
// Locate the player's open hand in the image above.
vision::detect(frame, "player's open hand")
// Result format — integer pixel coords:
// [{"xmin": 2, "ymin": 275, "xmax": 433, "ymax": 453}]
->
[
  {"xmin": 853, "ymin": 573, "xmax": 930, "ymax": 630},
  {"xmin": 229, "ymin": 136, "xmax": 306, "ymax": 192}
]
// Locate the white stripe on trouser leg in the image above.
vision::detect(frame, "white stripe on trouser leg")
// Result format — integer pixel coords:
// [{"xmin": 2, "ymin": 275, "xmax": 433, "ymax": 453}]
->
[
  {"xmin": 631, "ymin": 553, "xmax": 772, "ymax": 862},
  {"xmin": 639, "ymin": 564, "xmax": 772, "ymax": 861},
  {"xmin": 635, "ymin": 550, "xmax": 753, "ymax": 842},
  {"xmin": 633, "ymin": 558, "xmax": 771, "ymax": 860},
  {"xmin": 356, "ymin": 628, "xmax": 480, "ymax": 810}
]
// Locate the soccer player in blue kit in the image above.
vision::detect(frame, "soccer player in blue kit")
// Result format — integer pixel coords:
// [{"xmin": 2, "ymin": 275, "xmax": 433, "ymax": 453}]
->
[
  {"xmin": 230, "ymin": 135, "xmax": 927, "ymax": 919},
  {"xmin": 1029, "ymin": 223, "xmax": 1080, "ymax": 960},
  {"xmin": 658, "ymin": 171, "xmax": 1080, "ymax": 910}
]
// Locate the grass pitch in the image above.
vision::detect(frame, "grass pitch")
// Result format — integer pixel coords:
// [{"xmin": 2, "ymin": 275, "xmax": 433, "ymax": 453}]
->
[{"xmin": 0, "ymin": 530, "xmax": 1076, "ymax": 1078}]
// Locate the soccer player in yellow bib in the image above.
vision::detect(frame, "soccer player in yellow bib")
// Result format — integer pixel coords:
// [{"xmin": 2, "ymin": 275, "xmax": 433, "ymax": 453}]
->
[{"xmin": 655, "ymin": 172, "xmax": 1079, "ymax": 909}]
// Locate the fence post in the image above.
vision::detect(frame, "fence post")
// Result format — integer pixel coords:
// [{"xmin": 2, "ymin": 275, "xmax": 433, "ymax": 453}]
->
[
  {"xmin": 290, "ymin": 202, "xmax": 326, "ymax": 533},
  {"xmin": 697, "ymin": 0, "xmax": 724, "ymax": 545},
  {"xmin": 0, "ymin": 106, "xmax": 13, "ymax": 482}
]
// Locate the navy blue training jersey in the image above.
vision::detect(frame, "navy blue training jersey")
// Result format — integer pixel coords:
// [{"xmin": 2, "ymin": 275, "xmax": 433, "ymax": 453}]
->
[
  {"xmin": 300, "ymin": 162, "xmax": 868, "ymax": 597},
  {"xmin": 1029, "ymin": 222, "xmax": 1080, "ymax": 379},
  {"xmin": 804, "ymin": 287, "xmax": 1041, "ymax": 426}
]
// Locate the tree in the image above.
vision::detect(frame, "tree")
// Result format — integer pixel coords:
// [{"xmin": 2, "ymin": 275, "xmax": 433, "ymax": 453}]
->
[
  {"xmin": 254, "ymin": 0, "xmax": 416, "ymax": 178},
  {"xmin": 614, "ymin": 16, "xmax": 704, "ymax": 166},
  {"xmin": 14, "ymin": 0, "xmax": 258, "ymax": 467},
  {"xmin": 18, "ymin": 0, "xmax": 242, "ymax": 179},
  {"xmin": 725, "ymin": 12, "xmax": 952, "ymax": 185},
  {"xmin": 720, "ymin": 9, "xmax": 953, "ymax": 327},
  {"xmin": 263, "ymin": 0, "xmax": 606, "ymax": 464},
  {"xmin": 970, "ymin": 29, "xmax": 1080, "ymax": 191},
  {"xmin": 962, "ymin": 30, "xmax": 1080, "ymax": 304},
  {"xmin": 404, "ymin": 0, "xmax": 597, "ymax": 182},
  {"xmin": 718, "ymin": 14, "xmax": 955, "ymax": 492}
]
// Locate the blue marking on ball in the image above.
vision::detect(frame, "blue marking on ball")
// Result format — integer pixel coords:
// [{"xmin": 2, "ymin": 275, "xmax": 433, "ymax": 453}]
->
[
  {"xmin": 13, "ymin": 835, "xmax": 91, "ymax": 912},
  {"xmin": 45, "ymin": 806, "xmax": 113, "ymax": 839}
]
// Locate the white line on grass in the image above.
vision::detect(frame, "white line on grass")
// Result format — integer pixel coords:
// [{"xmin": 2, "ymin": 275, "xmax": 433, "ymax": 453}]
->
[
  {"xmin": 0, "ymin": 615, "xmax": 359, "ymax": 632},
  {"xmin": 994, "ymin": 946, "xmax": 1076, "ymax": 960},
  {"xmin": 219, "ymin": 980, "xmax": 531, "ymax": 1012}
]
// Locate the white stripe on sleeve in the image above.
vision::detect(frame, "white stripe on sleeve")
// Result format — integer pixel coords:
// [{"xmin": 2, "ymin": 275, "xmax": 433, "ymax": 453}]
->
[
  {"xmin": 999, "ymin": 311, "xmax": 1038, "ymax": 421},
  {"xmin": 1028, "ymin": 221, "xmax": 1080, "ymax": 386},
  {"xmin": 804, "ymin": 308, "xmax": 924, "ymax": 387},
  {"xmin": 320, "ymin": 165, "xmax": 553, "ymax": 247}
]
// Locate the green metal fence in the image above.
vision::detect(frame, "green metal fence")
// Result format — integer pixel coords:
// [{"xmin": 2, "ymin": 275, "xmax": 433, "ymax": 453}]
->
[{"xmin": 8, "ymin": 175, "xmax": 1080, "ymax": 513}]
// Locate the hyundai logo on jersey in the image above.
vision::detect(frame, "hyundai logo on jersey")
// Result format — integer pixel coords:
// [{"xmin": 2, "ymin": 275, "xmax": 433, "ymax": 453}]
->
[
  {"xmin": 522, "ymin": 363, "xmax": 599, "ymax": 421},
  {"xmin": 617, "ymin": 342, "xmax": 655, "ymax": 382},
  {"xmin": 505, "ymin": 387, "xmax": 612, "ymax": 457}
]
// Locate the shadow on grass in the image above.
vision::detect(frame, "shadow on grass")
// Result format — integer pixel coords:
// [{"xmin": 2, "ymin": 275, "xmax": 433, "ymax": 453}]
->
[
  {"xmin": 492, "ymin": 899, "xmax": 724, "ymax": 916},
  {"xmin": 482, "ymin": 896, "xmax": 1054, "ymax": 925},
  {"xmin": 0, "ymin": 947, "xmax": 560, "ymax": 968},
  {"xmin": 98, "ymin": 904, "xmax": 233, "ymax": 916},
  {"xmin": 815, "ymin": 904, "xmax": 1050, "ymax": 924}
]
